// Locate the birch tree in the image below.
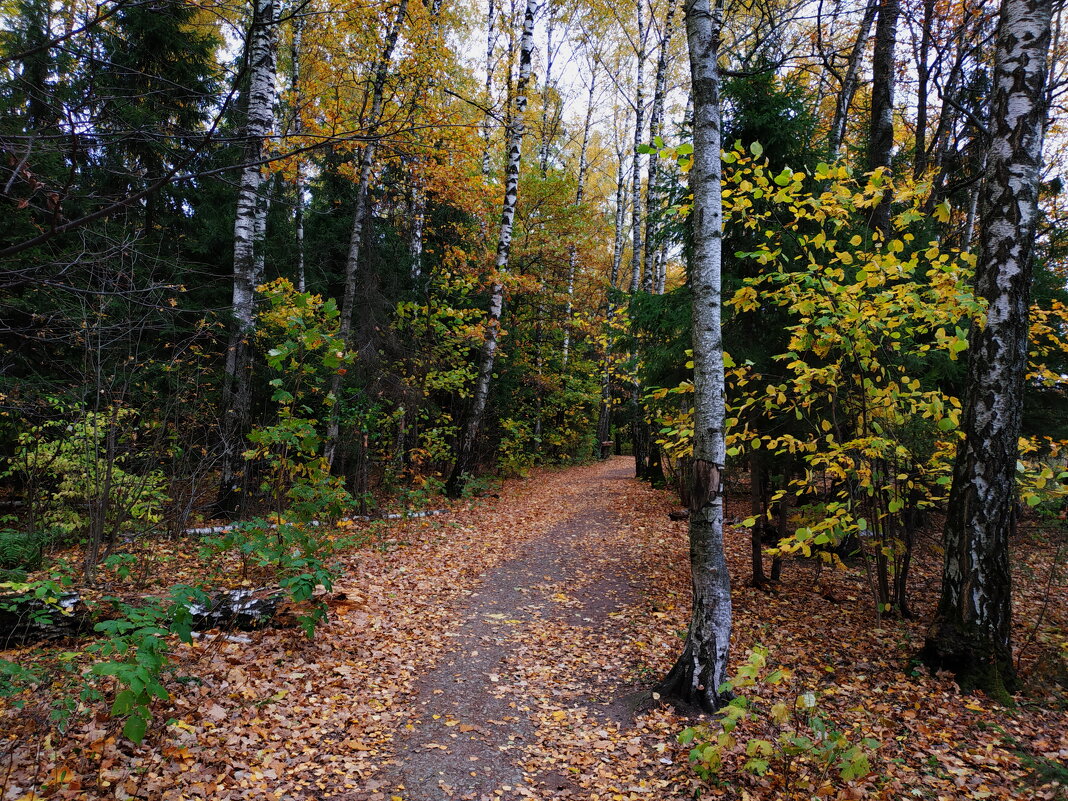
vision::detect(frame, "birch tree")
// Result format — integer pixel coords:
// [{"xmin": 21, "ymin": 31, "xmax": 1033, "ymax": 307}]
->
[
  {"xmin": 656, "ymin": 0, "xmax": 731, "ymax": 713},
  {"xmin": 920, "ymin": 0, "xmax": 1053, "ymax": 697},
  {"xmin": 868, "ymin": 0, "xmax": 899, "ymax": 234},
  {"xmin": 825, "ymin": 1, "xmax": 878, "ymax": 158},
  {"xmin": 324, "ymin": 0, "xmax": 410, "ymax": 467},
  {"xmin": 446, "ymin": 0, "xmax": 537, "ymax": 497},
  {"xmin": 218, "ymin": 0, "xmax": 278, "ymax": 514},
  {"xmin": 630, "ymin": 0, "xmax": 647, "ymax": 293},
  {"xmin": 643, "ymin": 0, "xmax": 677, "ymax": 294}
]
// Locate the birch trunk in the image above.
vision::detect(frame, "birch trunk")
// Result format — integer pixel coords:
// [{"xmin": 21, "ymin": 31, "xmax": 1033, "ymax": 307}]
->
[
  {"xmin": 630, "ymin": 0, "xmax": 646, "ymax": 293},
  {"xmin": 656, "ymin": 0, "xmax": 731, "ymax": 713},
  {"xmin": 562, "ymin": 70, "xmax": 596, "ymax": 368},
  {"xmin": 291, "ymin": 10, "xmax": 306, "ymax": 291},
  {"xmin": 827, "ymin": 0, "xmax": 877, "ymax": 158},
  {"xmin": 482, "ymin": 0, "xmax": 498, "ymax": 178},
  {"xmin": 446, "ymin": 0, "xmax": 537, "ymax": 497},
  {"xmin": 868, "ymin": 0, "xmax": 899, "ymax": 235},
  {"xmin": 323, "ymin": 0, "xmax": 409, "ymax": 467},
  {"xmin": 643, "ymin": 0, "xmax": 676, "ymax": 293},
  {"xmin": 920, "ymin": 0, "xmax": 1052, "ymax": 698},
  {"xmin": 218, "ymin": 0, "xmax": 277, "ymax": 515}
]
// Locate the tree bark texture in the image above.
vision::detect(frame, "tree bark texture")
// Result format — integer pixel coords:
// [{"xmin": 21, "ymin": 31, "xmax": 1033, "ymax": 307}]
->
[
  {"xmin": 920, "ymin": 0, "xmax": 1052, "ymax": 698},
  {"xmin": 218, "ymin": 0, "xmax": 278, "ymax": 514},
  {"xmin": 563, "ymin": 70, "xmax": 596, "ymax": 368},
  {"xmin": 324, "ymin": 0, "xmax": 409, "ymax": 467},
  {"xmin": 629, "ymin": 0, "xmax": 646, "ymax": 293},
  {"xmin": 290, "ymin": 10, "xmax": 306, "ymax": 292},
  {"xmin": 446, "ymin": 0, "xmax": 537, "ymax": 497},
  {"xmin": 868, "ymin": 0, "xmax": 899, "ymax": 235},
  {"xmin": 656, "ymin": 0, "xmax": 731, "ymax": 714},
  {"xmin": 643, "ymin": 0, "xmax": 676, "ymax": 293},
  {"xmin": 827, "ymin": 0, "xmax": 878, "ymax": 158}
]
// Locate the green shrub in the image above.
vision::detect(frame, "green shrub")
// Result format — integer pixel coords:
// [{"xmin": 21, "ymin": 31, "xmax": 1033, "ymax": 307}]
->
[{"xmin": 680, "ymin": 646, "xmax": 879, "ymax": 793}]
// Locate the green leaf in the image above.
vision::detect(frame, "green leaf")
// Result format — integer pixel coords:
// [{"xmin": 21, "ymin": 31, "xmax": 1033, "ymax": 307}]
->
[
  {"xmin": 123, "ymin": 712, "xmax": 148, "ymax": 743},
  {"xmin": 750, "ymin": 141, "xmax": 764, "ymax": 158}
]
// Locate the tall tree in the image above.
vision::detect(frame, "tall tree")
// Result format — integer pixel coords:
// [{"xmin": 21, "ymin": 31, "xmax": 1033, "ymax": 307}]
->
[
  {"xmin": 218, "ymin": 0, "xmax": 278, "ymax": 514},
  {"xmin": 643, "ymin": 0, "xmax": 677, "ymax": 294},
  {"xmin": 826, "ymin": 0, "xmax": 878, "ymax": 158},
  {"xmin": 324, "ymin": 0, "xmax": 410, "ymax": 467},
  {"xmin": 446, "ymin": 0, "xmax": 537, "ymax": 496},
  {"xmin": 656, "ymin": 0, "xmax": 731, "ymax": 713},
  {"xmin": 868, "ymin": 0, "xmax": 900, "ymax": 234},
  {"xmin": 629, "ymin": 0, "xmax": 647, "ymax": 293},
  {"xmin": 920, "ymin": 0, "xmax": 1053, "ymax": 697}
]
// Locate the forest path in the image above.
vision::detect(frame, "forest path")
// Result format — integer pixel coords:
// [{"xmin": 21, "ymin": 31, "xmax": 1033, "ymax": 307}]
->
[{"xmin": 364, "ymin": 457, "xmax": 652, "ymax": 801}]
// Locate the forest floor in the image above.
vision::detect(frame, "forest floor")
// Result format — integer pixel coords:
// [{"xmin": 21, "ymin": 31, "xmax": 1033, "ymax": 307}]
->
[{"xmin": 2, "ymin": 456, "xmax": 1067, "ymax": 800}]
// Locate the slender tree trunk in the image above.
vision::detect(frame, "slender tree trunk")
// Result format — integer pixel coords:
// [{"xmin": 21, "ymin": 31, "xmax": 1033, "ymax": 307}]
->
[
  {"xmin": 643, "ymin": 0, "xmax": 676, "ymax": 293},
  {"xmin": 408, "ymin": 175, "xmax": 426, "ymax": 284},
  {"xmin": 598, "ymin": 150, "xmax": 628, "ymax": 451},
  {"xmin": 446, "ymin": 0, "xmax": 537, "ymax": 497},
  {"xmin": 630, "ymin": 0, "xmax": 646, "ymax": 293},
  {"xmin": 482, "ymin": 0, "xmax": 498, "ymax": 178},
  {"xmin": 218, "ymin": 0, "xmax": 277, "ymax": 515},
  {"xmin": 868, "ymin": 0, "xmax": 900, "ymax": 235},
  {"xmin": 539, "ymin": 9, "xmax": 556, "ymax": 176},
  {"xmin": 913, "ymin": 0, "xmax": 935, "ymax": 179},
  {"xmin": 291, "ymin": 11, "xmax": 306, "ymax": 291},
  {"xmin": 612, "ymin": 152, "xmax": 629, "ymax": 288},
  {"xmin": 563, "ymin": 70, "xmax": 596, "ymax": 368},
  {"xmin": 324, "ymin": 0, "xmax": 409, "ymax": 466},
  {"xmin": 656, "ymin": 0, "xmax": 731, "ymax": 714},
  {"xmin": 827, "ymin": 0, "xmax": 878, "ymax": 158},
  {"xmin": 920, "ymin": 0, "xmax": 1052, "ymax": 698}
]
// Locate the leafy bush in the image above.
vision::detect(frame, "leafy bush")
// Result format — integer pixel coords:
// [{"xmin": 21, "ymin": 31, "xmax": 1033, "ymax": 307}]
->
[
  {"xmin": 680, "ymin": 646, "xmax": 878, "ymax": 794},
  {"xmin": 89, "ymin": 585, "xmax": 206, "ymax": 742},
  {"xmin": 6, "ymin": 404, "xmax": 169, "ymax": 550}
]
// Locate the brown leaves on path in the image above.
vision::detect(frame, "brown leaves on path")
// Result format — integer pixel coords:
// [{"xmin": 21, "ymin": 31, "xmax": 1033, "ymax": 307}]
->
[{"xmin": 2, "ymin": 456, "xmax": 1066, "ymax": 801}]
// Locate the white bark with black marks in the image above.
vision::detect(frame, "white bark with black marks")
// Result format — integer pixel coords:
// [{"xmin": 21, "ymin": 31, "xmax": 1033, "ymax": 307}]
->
[
  {"xmin": 630, "ymin": 0, "xmax": 646, "ymax": 293},
  {"xmin": 921, "ymin": 0, "xmax": 1052, "ymax": 696},
  {"xmin": 563, "ymin": 68, "xmax": 596, "ymax": 368},
  {"xmin": 324, "ymin": 0, "xmax": 409, "ymax": 466},
  {"xmin": 827, "ymin": 1, "xmax": 878, "ymax": 158},
  {"xmin": 219, "ymin": 0, "xmax": 278, "ymax": 513},
  {"xmin": 643, "ymin": 0, "xmax": 676, "ymax": 293},
  {"xmin": 447, "ymin": 0, "xmax": 537, "ymax": 496},
  {"xmin": 656, "ymin": 0, "xmax": 731, "ymax": 714}
]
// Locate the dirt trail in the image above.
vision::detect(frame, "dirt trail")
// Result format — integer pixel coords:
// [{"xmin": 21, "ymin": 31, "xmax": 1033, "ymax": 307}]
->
[{"xmin": 372, "ymin": 459, "xmax": 643, "ymax": 801}]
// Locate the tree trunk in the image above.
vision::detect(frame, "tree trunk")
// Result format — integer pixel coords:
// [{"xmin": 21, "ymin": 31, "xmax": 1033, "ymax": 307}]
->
[
  {"xmin": 643, "ymin": 0, "xmax": 676, "ymax": 293},
  {"xmin": 868, "ymin": 0, "xmax": 899, "ymax": 236},
  {"xmin": 218, "ymin": 0, "xmax": 278, "ymax": 516},
  {"xmin": 827, "ymin": 0, "xmax": 878, "ymax": 158},
  {"xmin": 291, "ymin": 10, "xmax": 306, "ymax": 292},
  {"xmin": 446, "ymin": 0, "xmax": 537, "ymax": 497},
  {"xmin": 656, "ymin": 0, "xmax": 731, "ymax": 714},
  {"xmin": 920, "ymin": 0, "xmax": 1052, "ymax": 699},
  {"xmin": 629, "ymin": 0, "xmax": 646, "ymax": 293},
  {"xmin": 324, "ymin": 0, "xmax": 409, "ymax": 467},
  {"xmin": 913, "ymin": 0, "xmax": 935, "ymax": 179},
  {"xmin": 563, "ymin": 69, "xmax": 596, "ymax": 368},
  {"xmin": 482, "ymin": 0, "xmax": 498, "ymax": 179}
]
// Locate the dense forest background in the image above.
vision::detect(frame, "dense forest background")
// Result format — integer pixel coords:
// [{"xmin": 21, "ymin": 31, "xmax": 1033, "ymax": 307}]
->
[{"xmin": 2, "ymin": 0, "xmax": 1067, "ymax": 535}]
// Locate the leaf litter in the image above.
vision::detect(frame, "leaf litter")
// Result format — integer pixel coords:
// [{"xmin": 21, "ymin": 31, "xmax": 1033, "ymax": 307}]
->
[{"xmin": 1, "ymin": 456, "xmax": 1065, "ymax": 800}]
